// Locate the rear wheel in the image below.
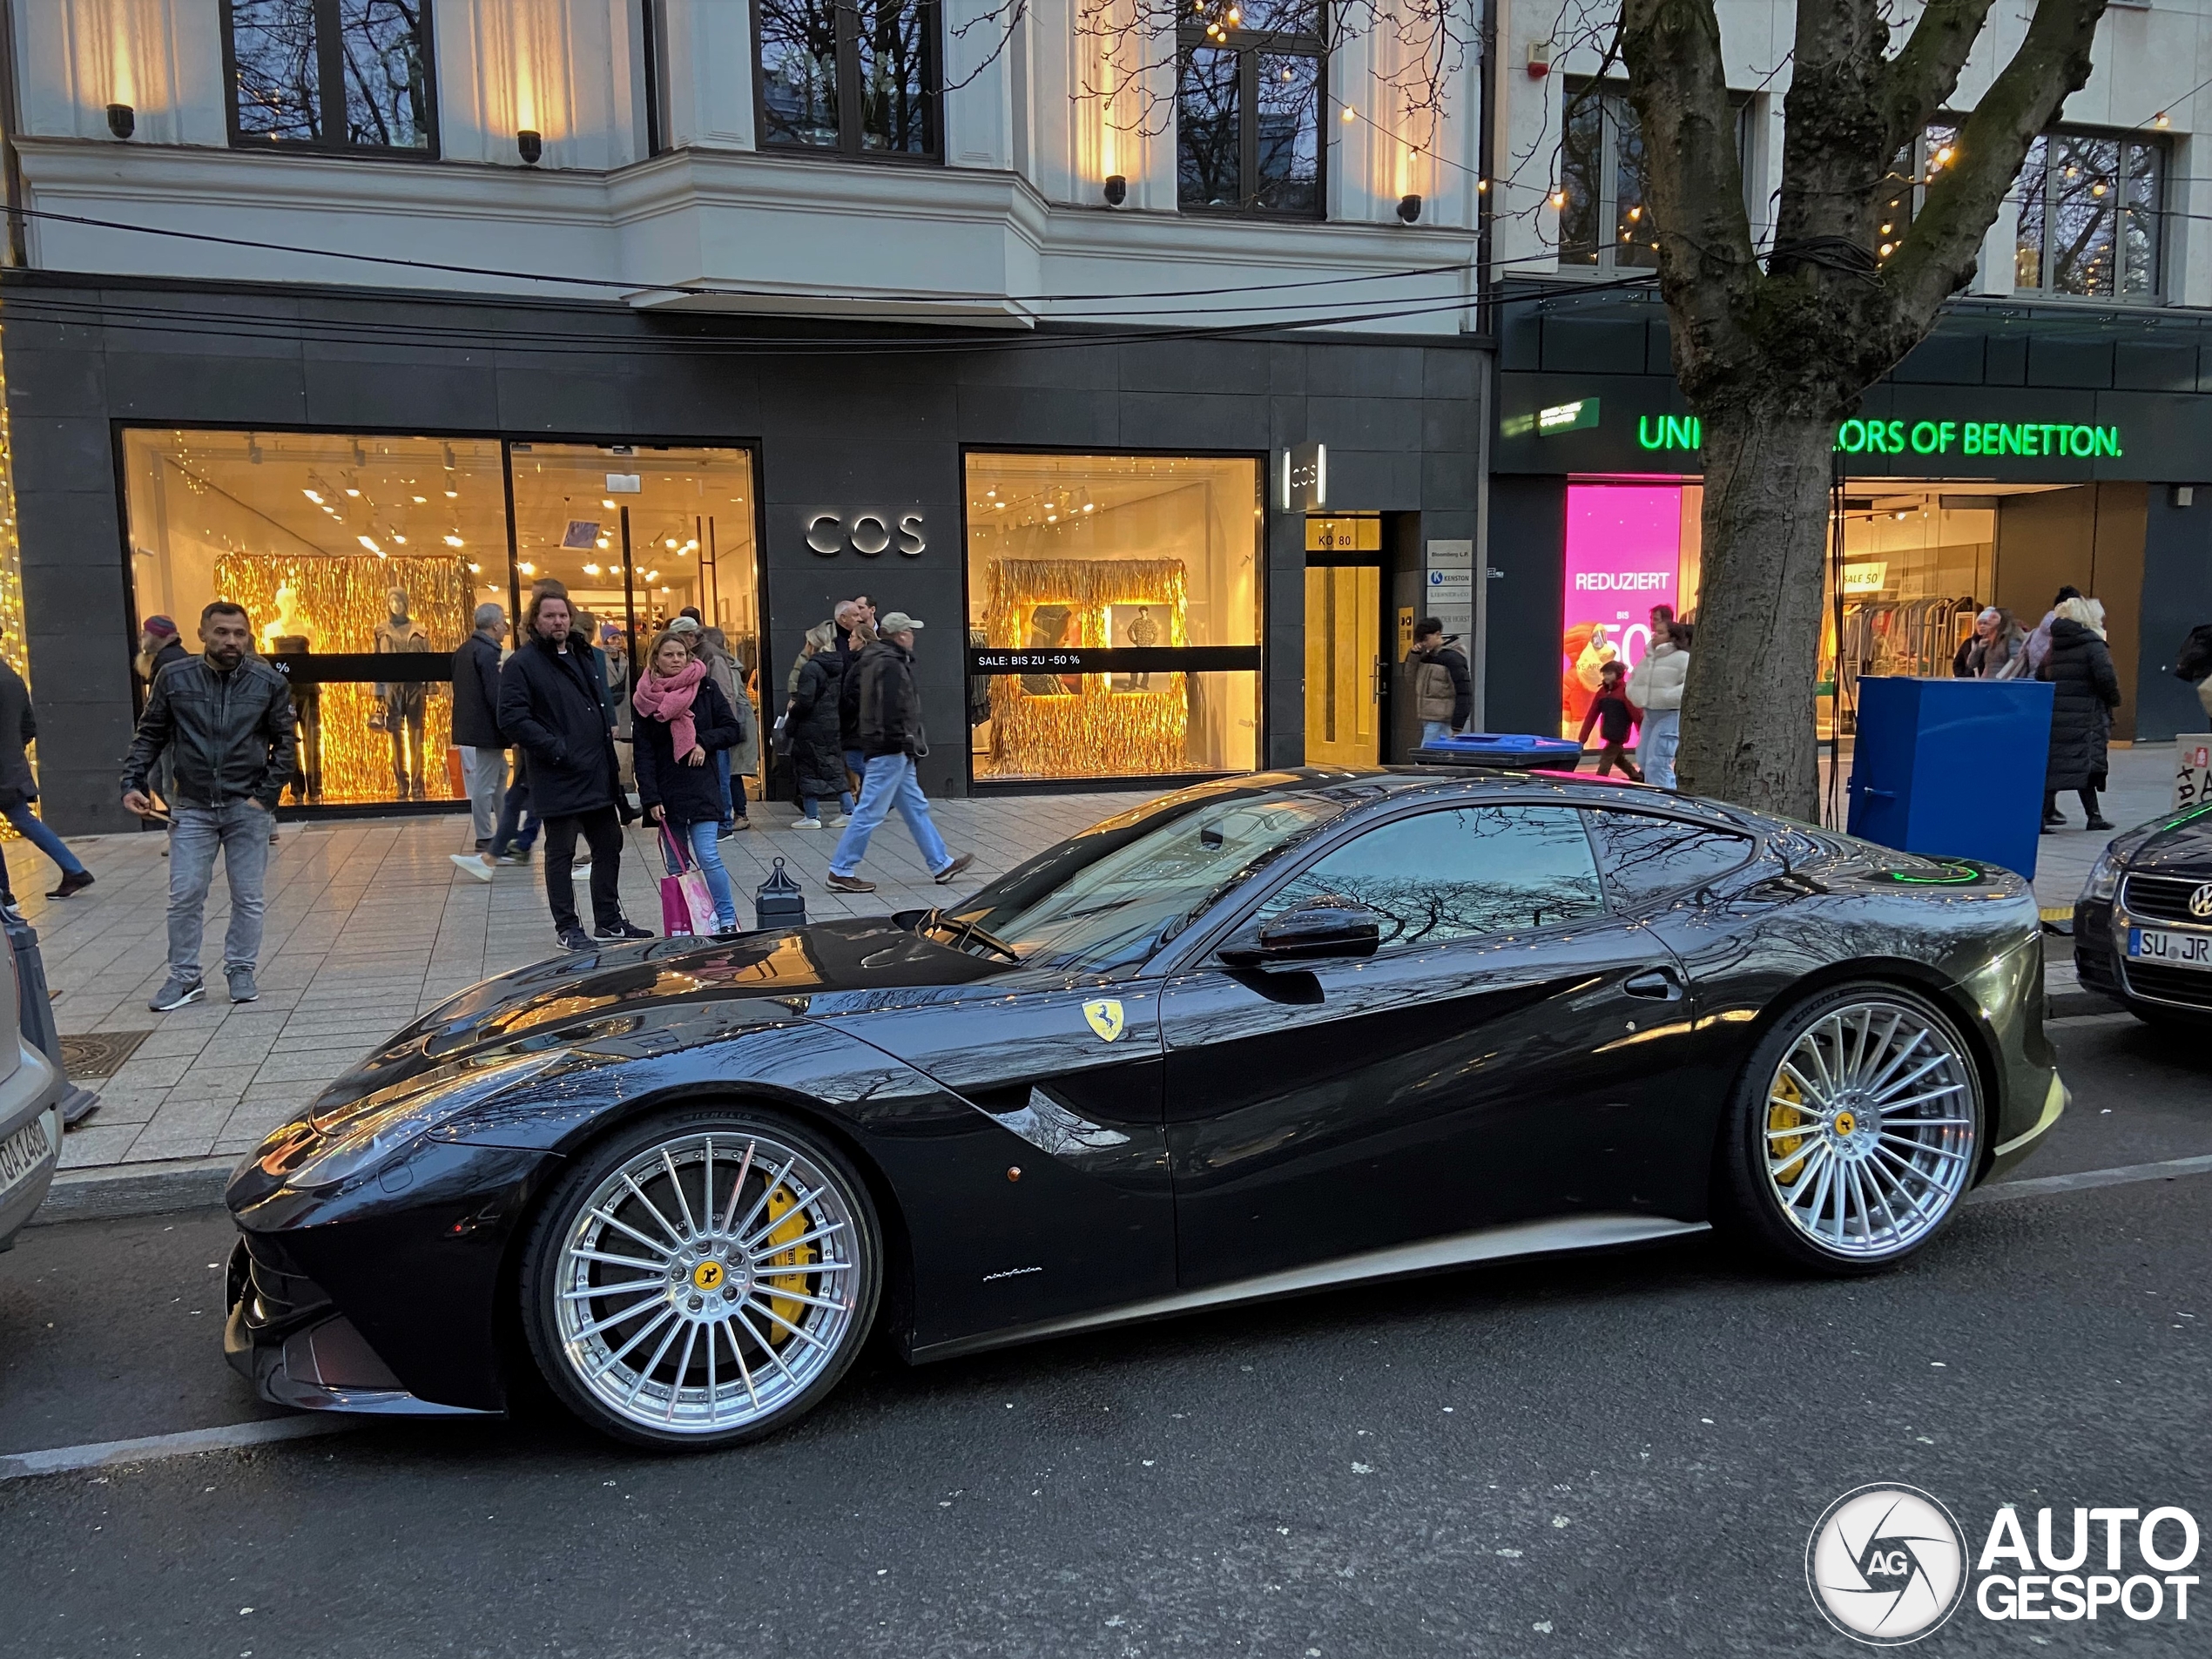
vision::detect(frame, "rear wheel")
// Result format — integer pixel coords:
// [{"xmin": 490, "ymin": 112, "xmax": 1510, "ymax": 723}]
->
[
  {"xmin": 520, "ymin": 1108, "xmax": 880, "ymax": 1449},
  {"xmin": 1716, "ymin": 984, "xmax": 1981, "ymax": 1275}
]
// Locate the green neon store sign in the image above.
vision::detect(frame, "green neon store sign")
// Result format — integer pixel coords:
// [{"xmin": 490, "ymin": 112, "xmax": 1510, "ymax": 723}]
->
[{"xmin": 1634, "ymin": 413, "xmax": 2123, "ymax": 459}]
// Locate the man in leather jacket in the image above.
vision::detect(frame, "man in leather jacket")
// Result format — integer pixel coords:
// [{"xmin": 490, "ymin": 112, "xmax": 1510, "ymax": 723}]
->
[
  {"xmin": 825, "ymin": 613, "xmax": 971, "ymax": 894},
  {"xmin": 122, "ymin": 601, "xmax": 297, "ymax": 1010}
]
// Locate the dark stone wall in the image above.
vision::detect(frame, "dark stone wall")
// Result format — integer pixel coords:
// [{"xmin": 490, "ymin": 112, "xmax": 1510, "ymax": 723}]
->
[
  {"xmin": 2138, "ymin": 487, "xmax": 2212, "ymax": 742},
  {"xmin": 1, "ymin": 274, "xmax": 1487, "ymax": 832}
]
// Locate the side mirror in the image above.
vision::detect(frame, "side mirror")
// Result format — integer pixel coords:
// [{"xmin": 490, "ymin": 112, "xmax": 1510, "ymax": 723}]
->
[{"xmin": 1218, "ymin": 900, "xmax": 1382, "ymax": 969}]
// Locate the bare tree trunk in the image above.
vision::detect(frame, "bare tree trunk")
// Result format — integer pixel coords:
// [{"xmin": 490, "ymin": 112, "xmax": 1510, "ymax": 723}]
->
[{"xmin": 1675, "ymin": 407, "xmax": 1835, "ymax": 819}]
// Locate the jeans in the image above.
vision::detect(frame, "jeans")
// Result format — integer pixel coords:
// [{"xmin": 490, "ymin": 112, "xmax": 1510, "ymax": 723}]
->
[
  {"xmin": 167, "ymin": 799, "xmax": 272, "ymax": 978},
  {"xmin": 1638, "ymin": 708, "xmax": 1681, "ymax": 789},
  {"xmin": 543, "ymin": 806, "xmax": 624, "ymax": 933},
  {"xmin": 1421, "ymin": 720, "xmax": 1454, "ymax": 749},
  {"xmin": 489, "ymin": 772, "xmax": 539, "ymax": 857},
  {"xmin": 713, "ymin": 749, "xmax": 744, "ymax": 823},
  {"xmin": 661, "ymin": 817, "xmax": 738, "ymax": 928},
  {"xmin": 460, "ymin": 745, "xmax": 506, "ymax": 845},
  {"xmin": 0, "ymin": 802, "xmax": 85, "ymax": 883},
  {"xmin": 831, "ymin": 754, "xmax": 952, "ymax": 877},
  {"xmin": 801, "ymin": 789, "xmax": 856, "ymax": 820}
]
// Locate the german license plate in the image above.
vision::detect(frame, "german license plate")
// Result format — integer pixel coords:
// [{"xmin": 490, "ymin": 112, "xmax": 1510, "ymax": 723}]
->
[
  {"xmin": 0, "ymin": 1108, "xmax": 54, "ymax": 1197},
  {"xmin": 2128, "ymin": 927, "xmax": 2212, "ymax": 969}
]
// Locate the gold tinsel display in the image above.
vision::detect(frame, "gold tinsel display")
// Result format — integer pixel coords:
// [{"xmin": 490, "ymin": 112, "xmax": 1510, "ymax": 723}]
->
[
  {"xmin": 0, "ymin": 336, "xmax": 26, "ymax": 842},
  {"xmin": 214, "ymin": 553, "xmax": 469, "ymax": 805},
  {"xmin": 981, "ymin": 556, "xmax": 1189, "ymax": 779}
]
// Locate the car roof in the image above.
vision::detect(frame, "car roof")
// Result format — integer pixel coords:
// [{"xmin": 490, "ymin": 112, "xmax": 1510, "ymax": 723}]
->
[{"xmin": 1158, "ymin": 765, "xmax": 1760, "ymax": 827}]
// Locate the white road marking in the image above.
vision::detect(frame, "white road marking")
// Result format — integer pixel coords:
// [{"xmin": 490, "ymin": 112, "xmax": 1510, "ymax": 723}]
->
[
  {"xmin": 0, "ymin": 1414, "xmax": 358, "ymax": 1481},
  {"xmin": 1970, "ymin": 1153, "xmax": 2212, "ymax": 1205}
]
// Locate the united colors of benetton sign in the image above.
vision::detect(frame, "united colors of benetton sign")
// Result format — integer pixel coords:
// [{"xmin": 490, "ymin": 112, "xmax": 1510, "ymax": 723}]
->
[{"xmin": 1635, "ymin": 413, "xmax": 2124, "ymax": 458}]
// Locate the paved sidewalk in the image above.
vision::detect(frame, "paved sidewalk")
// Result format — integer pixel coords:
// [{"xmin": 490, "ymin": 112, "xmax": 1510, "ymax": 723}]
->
[{"xmin": 30, "ymin": 791, "xmax": 1154, "ymax": 1175}]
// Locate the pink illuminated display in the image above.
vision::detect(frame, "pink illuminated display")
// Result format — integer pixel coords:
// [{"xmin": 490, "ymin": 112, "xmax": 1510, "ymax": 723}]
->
[{"xmin": 1561, "ymin": 483, "xmax": 1683, "ymax": 738}]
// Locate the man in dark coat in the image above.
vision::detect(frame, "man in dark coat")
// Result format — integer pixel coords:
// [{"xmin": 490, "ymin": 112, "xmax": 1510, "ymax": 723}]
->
[
  {"xmin": 497, "ymin": 590, "xmax": 648, "ymax": 949},
  {"xmin": 450, "ymin": 602, "xmax": 508, "ymax": 874},
  {"xmin": 826, "ymin": 613, "xmax": 970, "ymax": 894},
  {"xmin": 2040, "ymin": 608, "xmax": 2122, "ymax": 832},
  {"xmin": 0, "ymin": 631, "xmax": 92, "ymax": 902}
]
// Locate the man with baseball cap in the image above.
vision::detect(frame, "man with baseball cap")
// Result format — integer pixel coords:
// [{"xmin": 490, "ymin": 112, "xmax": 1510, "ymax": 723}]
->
[{"xmin": 826, "ymin": 611, "xmax": 971, "ymax": 894}]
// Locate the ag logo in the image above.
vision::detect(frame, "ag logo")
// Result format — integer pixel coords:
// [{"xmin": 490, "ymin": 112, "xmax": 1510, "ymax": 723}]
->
[
  {"xmin": 2188, "ymin": 881, "xmax": 2212, "ymax": 919},
  {"xmin": 1082, "ymin": 999, "xmax": 1124, "ymax": 1043},
  {"xmin": 1807, "ymin": 1484, "xmax": 1967, "ymax": 1645}
]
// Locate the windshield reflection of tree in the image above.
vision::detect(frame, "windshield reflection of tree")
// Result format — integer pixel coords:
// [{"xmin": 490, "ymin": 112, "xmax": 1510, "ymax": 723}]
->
[
  {"xmin": 961, "ymin": 799, "xmax": 1347, "ymax": 973},
  {"xmin": 1264, "ymin": 807, "xmax": 1606, "ymax": 947}
]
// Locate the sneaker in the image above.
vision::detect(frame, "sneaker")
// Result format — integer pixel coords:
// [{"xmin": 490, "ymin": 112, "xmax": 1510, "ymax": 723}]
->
[
  {"xmin": 792, "ymin": 816, "xmax": 823, "ymax": 830},
  {"xmin": 557, "ymin": 927, "xmax": 592, "ymax": 952},
  {"xmin": 226, "ymin": 967, "xmax": 260, "ymax": 1004},
  {"xmin": 822, "ymin": 813, "xmax": 849, "ymax": 828},
  {"xmin": 48, "ymin": 869, "xmax": 94, "ymax": 899},
  {"xmin": 149, "ymin": 974, "xmax": 204, "ymax": 1012},
  {"xmin": 933, "ymin": 853, "xmax": 975, "ymax": 886},
  {"xmin": 826, "ymin": 873, "xmax": 876, "ymax": 894},
  {"xmin": 594, "ymin": 919, "xmax": 653, "ymax": 941},
  {"xmin": 572, "ymin": 856, "xmax": 593, "ymax": 873},
  {"xmin": 448, "ymin": 853, "xmax": 495, "ymax": 883},
  {"xmin": 493, "ymin": 849, "xmax": 533, "ymax": 866}
]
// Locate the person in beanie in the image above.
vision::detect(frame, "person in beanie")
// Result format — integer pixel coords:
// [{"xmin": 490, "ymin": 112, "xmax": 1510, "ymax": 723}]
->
[
  {"xmin": 1576, "ymin": 659, "xmax": 1644, "ymax": 780},
  {"xmin": 497, "ymin": 589, "xmax": 648, "ymax": 950},
  {"xmin": 0, "ymin": 629, "xmax": 92, "ymax": 901},
  {"xmin": 449, "ymin": 601, "xmax": 509, "ymax": 880},
  {"xmin": 1405, "ymin": 618, "xmax": 1472, "ymax": 748},
  {"xmin": 121, "ymin": 602, "xmax": 296, "ymax": 1009},
  {"xmin": 826, "ymin": 612, "xmax": 972, "ymax": 894},
  {"xmin": 788, "ymin": 622, "xmax": 854, "ymax": 828}
]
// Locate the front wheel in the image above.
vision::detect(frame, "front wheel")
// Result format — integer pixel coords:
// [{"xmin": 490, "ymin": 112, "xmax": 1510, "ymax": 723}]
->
[
  {"xmin": 1715, "ymin": 984, "xmax": 1982, "ymax": 1276},
  {"xmin": 520, "ymin": 1108, "xmax": 881, "ymax": 1448}
]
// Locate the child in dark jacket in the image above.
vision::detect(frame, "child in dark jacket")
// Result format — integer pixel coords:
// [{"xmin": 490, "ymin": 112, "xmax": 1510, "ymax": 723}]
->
[{"xmin": 1577, "ymin": 660, "xmax": 1644, "ymax": 780}]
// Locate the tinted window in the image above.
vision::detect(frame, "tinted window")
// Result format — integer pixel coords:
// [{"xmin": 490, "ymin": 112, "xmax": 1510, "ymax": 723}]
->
[
  {"xmin": 1583, "ymin": 811, "xmax": 1753, "ymax": 906},
  {"xmin": 1257, "ymin": 806, "xmax": 1606, "ymax": 948}
]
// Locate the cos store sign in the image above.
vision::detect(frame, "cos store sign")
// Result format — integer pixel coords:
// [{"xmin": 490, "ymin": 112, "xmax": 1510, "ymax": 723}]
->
[{"xmin": 806, "ymin": 510, "xmax": 926, "ymax": 558}]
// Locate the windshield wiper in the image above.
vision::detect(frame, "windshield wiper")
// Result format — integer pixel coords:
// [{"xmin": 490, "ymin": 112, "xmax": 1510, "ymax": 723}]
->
[{"xmin": 918, "ymin": 909, "xmax": 1022, "ymax": 964}]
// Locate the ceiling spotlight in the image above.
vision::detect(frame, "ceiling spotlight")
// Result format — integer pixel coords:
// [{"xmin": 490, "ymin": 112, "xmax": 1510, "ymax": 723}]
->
[
  {"xmin": 518, "ymin": 561, "xmax": 536, "ymax": 576},
  {"xmin": 302, "ymin": 489, "xmax": 323, "ymax": 504},
  {"xmin": 443, "ymin": 534, "xmax": 464, "ymax": 547},
  {"xmin": 583, "ymin": 562, "xmax": 602, "ymax": 576},
  {"xmin": 357, "ymin": 535, "xmax": 381, "ymax": 554}
]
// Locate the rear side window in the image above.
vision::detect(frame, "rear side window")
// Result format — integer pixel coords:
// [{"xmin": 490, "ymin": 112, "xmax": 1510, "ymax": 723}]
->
[
  {"xmin": 1257, "ymin": 805, "xmax": 1607, "ymax": 948},
  {"xmin": 1583, "ymin": 811, "xmax": 1755, "ymax": 907}
]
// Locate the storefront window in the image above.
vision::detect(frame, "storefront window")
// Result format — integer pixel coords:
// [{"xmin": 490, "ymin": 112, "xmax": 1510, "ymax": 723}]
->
[
  {"xmin": 125, "ymin": 429, "xmax": 502, "ymax": 806},
  {"xmin": 507, "ymin": 444, "xmax": 761, "ymax": 792},
  {"xmin": 965, "ymin": 453, "xmax": 1263, "ymax": 783},
  {"xmin": 1560, "ymin": 482, "xmax": 1699, "ymax": 740}
]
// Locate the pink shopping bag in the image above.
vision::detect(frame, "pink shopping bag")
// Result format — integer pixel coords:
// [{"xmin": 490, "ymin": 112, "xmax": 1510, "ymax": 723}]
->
[{"xmin": 658, "ymin": 825, "xmax": 721, "ymax": 937}]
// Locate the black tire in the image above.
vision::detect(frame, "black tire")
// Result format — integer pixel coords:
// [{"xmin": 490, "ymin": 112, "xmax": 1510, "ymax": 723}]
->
[
  {"xmin": 520, "ymin": 1105, "xmax": 881, "ymax": 1450},
  {"xmin": 1713, "ymin": 981, "xmax": 1983, "ymax": 1278}
]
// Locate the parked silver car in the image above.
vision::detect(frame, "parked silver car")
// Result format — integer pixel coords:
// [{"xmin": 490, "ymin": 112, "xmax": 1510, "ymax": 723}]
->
[{"xmin": 0, "ymin": 908, "xmax": 65, "ymax": 1249}]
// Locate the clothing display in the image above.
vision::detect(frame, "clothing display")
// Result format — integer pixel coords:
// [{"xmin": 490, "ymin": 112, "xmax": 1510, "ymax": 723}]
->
[
  {"xmin": 374, "ymin": 595, "xmax": 436, "ymax": 800},
  {"xmin": 268, "ymin": 636, "xmax": 324, "ymax": 803}
]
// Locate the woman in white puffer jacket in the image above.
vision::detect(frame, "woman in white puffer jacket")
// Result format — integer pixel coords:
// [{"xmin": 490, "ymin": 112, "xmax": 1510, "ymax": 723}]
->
[{"xmin": 1627, "ymin": 623, "xmax": 1689, "ymax": 788}]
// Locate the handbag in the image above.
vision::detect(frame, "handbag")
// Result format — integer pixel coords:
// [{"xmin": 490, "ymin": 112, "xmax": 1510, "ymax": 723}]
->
[
  {"xmin": 771, "ymin": 705, "xmax": 794, "ymax": 757},
  {"xmin": 658, "ymin": 823, "xmax": 722, "ymax": 938}
]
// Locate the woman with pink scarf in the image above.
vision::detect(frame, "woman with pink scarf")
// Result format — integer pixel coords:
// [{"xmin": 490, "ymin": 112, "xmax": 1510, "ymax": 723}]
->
[{"xmin": 631, "ymin": 630, "xmax": 743, "ymax": 934}]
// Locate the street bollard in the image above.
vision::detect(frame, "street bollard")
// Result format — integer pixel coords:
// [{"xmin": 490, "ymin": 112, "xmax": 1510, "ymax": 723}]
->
[{"xmin": 755, "ymin": 857, "xmax": 806, "ymax": 932}]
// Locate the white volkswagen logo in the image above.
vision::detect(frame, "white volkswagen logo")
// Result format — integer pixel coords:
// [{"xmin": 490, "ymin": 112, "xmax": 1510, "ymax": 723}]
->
[
  {"xmin": 2189, "ymin": 882, "xmax": 2212, "ymax": 919},
  {"xmin": 1805, "ymin": 1484, "xmax": 1967, "ymax": 1645}
]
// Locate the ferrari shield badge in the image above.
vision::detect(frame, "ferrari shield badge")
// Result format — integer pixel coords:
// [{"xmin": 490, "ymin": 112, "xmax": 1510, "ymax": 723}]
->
[{"xmin": 1082, "ymin": 998, "xmax": 1125, "ymax": 1043}]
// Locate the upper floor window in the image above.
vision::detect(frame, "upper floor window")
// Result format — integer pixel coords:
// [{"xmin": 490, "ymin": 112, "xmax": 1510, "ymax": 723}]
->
[
  {"xmin": 1560, "ymin": 78, "xmax": 1756, "ymax": 270},
  {"xmin": 222, "ymin": 0, "xmax": 436, "ymax": 155},
  {"xmin": 2014, "ymin": 130, "xmax": 2164, "ymax": 300},
  {"xmin": 1177, "ymin": 1, "xmax": 1324, "ymax": 218},
  {"xmin": 755, "ymin": 0, "xmax": 940, "ymax": 160}
]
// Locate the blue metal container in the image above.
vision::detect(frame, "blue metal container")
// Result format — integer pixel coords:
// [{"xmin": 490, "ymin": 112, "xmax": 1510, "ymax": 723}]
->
[
  {"xmin": 1415, "ymin": 732, "xmax": 1588, "ymax": 769},
  {"xmin": 1846, "ymin": 677, "xmax": 2055, "ymax": 880}
]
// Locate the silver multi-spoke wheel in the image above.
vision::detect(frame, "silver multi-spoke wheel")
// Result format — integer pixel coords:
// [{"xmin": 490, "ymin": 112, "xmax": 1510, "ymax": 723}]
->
[
  {"xmin": 1761, "ymin": 996, "xmax": 1978, "ymax": 1260},
  {"xmin": 548, "ymin": 1126, "xmax": 867, "ymax": 1439}
]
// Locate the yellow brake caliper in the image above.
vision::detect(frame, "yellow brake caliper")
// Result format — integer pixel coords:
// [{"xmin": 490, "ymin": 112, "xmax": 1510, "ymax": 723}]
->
[
  {"xmin": 1769, "ymin": 1072, "xmax": 1811, "ymax": 1189},
  {"xmin": 760, "ymin": 1183, "xmax": 814, "ymax": 1338}
]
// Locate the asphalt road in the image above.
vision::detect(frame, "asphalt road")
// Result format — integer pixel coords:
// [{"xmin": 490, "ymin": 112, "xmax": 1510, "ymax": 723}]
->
[{"xmin": 0, "ymin": 1009, "xmax": 2207, "ymax": 1658}]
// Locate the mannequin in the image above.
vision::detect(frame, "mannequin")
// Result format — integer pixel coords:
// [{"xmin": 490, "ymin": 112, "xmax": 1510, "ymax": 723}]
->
[
  {"xmin": 1125, "ymin": 604, "xmax": 1160, "ymax": 691},
  {"xmin": 373, "ymin": 586, "xmax": 435, "ymax": 800},
  {"xmin": 259, "ymin": 585, "xmax": 320, "ymax": 651}
]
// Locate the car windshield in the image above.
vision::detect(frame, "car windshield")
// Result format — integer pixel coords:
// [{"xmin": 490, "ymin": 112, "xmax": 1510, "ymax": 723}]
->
[{"xmin": 941, "ymin": 792, "xmax": 1352, "ymax": 975}]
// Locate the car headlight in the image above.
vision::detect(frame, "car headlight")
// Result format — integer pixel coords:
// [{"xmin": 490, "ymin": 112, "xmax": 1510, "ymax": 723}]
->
[
  {"xmin": 285, "ymin": 1051, "xmax": 565, "ymax": 1193},
  {"xmin": 2081, "ymin": 846, "xmax": 2125, "ymax": 904}
]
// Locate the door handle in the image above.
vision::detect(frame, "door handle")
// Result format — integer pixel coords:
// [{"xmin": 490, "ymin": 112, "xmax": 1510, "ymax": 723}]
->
[{"xmin": 1622, "ymin": 968, "xmax": 1683, "ymax": 1001}]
